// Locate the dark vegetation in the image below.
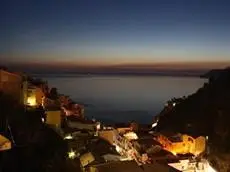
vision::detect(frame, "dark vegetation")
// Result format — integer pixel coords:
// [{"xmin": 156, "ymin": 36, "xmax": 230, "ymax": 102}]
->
[
  {"xmin": 0, "ymin": 92, "xmax": 74, "ymax": 172},
  {"xmin": 156, "ymin": 67, "xmax": 230, "ymax": 170}
]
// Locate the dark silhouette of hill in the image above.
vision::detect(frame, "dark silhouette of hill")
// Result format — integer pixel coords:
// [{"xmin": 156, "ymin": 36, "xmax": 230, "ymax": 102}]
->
[
  {"xmin": 200, "ymin": 66, "xmax": 230, "ymax": 78},
  {"xmin": 156, "ymin": 68, "xmax": 230, "ymax": 171},
  {"xmin": 0, "ymin": 93, "xmax": 78, "ymax": 172},
  {"xmin": 157, "ymin": 67, "xmax": 230, "ymax": 149}
]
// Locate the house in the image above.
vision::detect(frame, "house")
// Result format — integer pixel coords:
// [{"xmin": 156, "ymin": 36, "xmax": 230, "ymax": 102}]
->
[
  {"xmin": 79, "ymin": 137, "xmax": 120, "ymax": 170},
  {"xmin": 0, "ymin": 69, "xmax": 47, "ymax": 107},
  {"xmin": 132, "ymin": 138, "xmax": 162, "ymax": 154},
  {"xmin": 66, "ymin": 116, "xmax": 97, "ymax": 131},
  {"xmin": 0, "ymin": 69, "xmax": 23, "ymax": 103},
  {"xmin": 98, "ymin": 129, "xmax": 118, "ymax": 145},
  {"xmin": 168, "ymin": 159, "xmax": 216, "ymax": 172},
  {"xmin": 26, "ymin": 84, "xmax": 45, "ymax": 107},
  {"xmin": 45, "ymin": 110, "xmax": 62, "ymax": 126},
  {"xmin": 156, "ymin": 134, "xmax": 206, "ymax": 156}
]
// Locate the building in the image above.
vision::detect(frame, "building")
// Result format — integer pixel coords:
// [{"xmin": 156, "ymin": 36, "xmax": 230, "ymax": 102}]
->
[
  {"xmin": 0, "ymin": 69, "xmax": 47, "ymax": 107},
  {"xmin": 66, "ymin": 116, "xmax": 97, "ymax": 131},
  {"xmin": 26, "ymin": 84, "xmax": 45, "ymax": 107},
  {"xmin": 0, "ymin": 134, "xmax": 11, "ymax": 151},
  {"xmin": 98, "ymin": 129, "xmax": 117, "ymax": 145},
  {"xmin": 46, "ymin": 110, "xmax": 62, "ymax": 126},
  {"xmin": 79, "ymin": 137, "xmax": 121, "ymax": 171},
  {"xmin": 156, "ymin": 134, "xmax": 206, "ymax": 156},
  {"xmin": 132, "ymin": 138, "xmax": 162, "ymax": 154},
  {"xmin": 0, "ymin": 69, "xmax": 23, "ymax": 103},
  {"xmin": 168, "ymin": 159, "xmax": 217, "ymax": 172},
  {"xmin": 116, "ymin": 127, "xmax": 131, "ymax": 134},
  {"xmin": 42, "ymin": 97, "xmax": 60, "ymax": 109},
  {"xmin": 87, "ymin": 160, "xmax": 180, "ymax": 172}
]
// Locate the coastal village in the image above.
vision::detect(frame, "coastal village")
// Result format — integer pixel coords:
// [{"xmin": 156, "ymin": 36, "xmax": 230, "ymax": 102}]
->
[{"xmin": 0, "ymin": 68, "xmax": 217, "ymax": 172}]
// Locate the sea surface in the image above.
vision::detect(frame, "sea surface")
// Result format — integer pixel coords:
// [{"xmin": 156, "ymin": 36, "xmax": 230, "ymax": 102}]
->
[{"xmin": 45, "ymin": 75, "xmax": 207, "ymax": 124}]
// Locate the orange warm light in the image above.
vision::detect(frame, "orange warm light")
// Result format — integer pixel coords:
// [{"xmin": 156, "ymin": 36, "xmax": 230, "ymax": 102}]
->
[
  {"xmin": 0, "ymin": 135, "xmax": 11, "ymax": 151},
  {"xmin": 27, "ymin": 96, "xmax": 37, "ymax": 106},
  {"xmin": 156, "ymin": 134, "xmax": 206, "ymax": 156}
]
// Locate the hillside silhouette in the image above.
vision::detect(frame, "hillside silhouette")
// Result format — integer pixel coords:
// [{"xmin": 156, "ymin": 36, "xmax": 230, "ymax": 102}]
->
[{"xmin": 157, "ymin": 67, "xmax": 230, "ymax": 171}]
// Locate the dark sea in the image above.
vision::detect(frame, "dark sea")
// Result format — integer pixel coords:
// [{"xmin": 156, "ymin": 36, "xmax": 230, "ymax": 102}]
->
[{"xmin": 45, "ymin": 75, "xmax": 207, "ymax": 124}]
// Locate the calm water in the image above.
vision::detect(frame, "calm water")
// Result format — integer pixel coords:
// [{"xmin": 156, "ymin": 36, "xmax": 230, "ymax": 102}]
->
[{"xmin": 46, "ymin": 76, "xmax": 206, "ymax": 124}]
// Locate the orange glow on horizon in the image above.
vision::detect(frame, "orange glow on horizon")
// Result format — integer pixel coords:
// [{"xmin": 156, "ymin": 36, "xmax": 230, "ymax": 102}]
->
[
  {"xmin": 2, "ymin": 52, "xmax": 230, "ymax": 69},
  {"xmin": 9, "ymin": 60, "xmax": 230, "ymax": 70},
  {"xmin": 2, "ymin": 52, "xmax": 230, "ymax": 70}
]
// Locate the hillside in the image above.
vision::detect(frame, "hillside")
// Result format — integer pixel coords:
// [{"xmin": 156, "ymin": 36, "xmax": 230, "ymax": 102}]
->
[
  {"xmin": 0, "ymin": 93, "xmax": 75, "ymax": 172},
  {"xmin": 156, "ymin": 68, "xmax": 230, "ymax": 171}
]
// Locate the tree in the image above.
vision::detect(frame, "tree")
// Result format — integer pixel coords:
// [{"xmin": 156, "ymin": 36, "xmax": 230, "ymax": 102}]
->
[
  {"xmin": 49, "ymin": 87, "xmax": 58, "ymax": 100},
  {"xmin": 130, "ymin": 121, "xmax": 139, "ymax": 132}
]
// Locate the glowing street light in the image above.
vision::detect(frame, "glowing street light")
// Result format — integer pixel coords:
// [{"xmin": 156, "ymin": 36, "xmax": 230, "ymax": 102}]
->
[
  {"xmin": 41, "ymin": 117, "xmax": 45, "ymax": 123},
  {"xmin": 64, "ymin": 134, "xmax": 73, "ymax": 140},
  {"xmin": 151, "ymin": 122, "xmax": 158, "ymax": 128},
  {"xmin": 151, "ymin": 119, "xmax": 159, "ymax": 129},
  {"xmin": 96, "ymin": 122, "xmax": 101, "ymax": 130},
  {"xmin": 68, "ymin": 149, "xmax": 76, "ymax": 159}
]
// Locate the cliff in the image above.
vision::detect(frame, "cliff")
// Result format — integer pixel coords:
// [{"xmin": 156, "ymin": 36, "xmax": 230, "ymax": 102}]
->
[
  {"xmin": 157, "ymin": 68, "xmax": 230, "ymax": 171},
  {"xmin": 200, "ymin": 66, "xmax": 230, "ymax": 79}
]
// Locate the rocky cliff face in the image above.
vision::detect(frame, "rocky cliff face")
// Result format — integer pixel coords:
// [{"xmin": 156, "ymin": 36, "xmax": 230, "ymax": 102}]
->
[{"xmin": 156, "ymin": 68, "xmax": 230, "ymax": 171}]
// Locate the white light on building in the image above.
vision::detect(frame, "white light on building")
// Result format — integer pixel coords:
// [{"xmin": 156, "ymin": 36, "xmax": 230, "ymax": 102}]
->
[
  {"xmin": 114, "ymin": 144, "xmax": 122, "ymax": 153},
  {"xmin": 123, "ymin": 132, "xmax": 138, "ymax": 140},
  {"xmin": 168, "ymin": 159, "xmax": 217, "ymax": 172},
  {"xmin": 207, "ymin": 162, "xmax": 216, "ymax": 172}
]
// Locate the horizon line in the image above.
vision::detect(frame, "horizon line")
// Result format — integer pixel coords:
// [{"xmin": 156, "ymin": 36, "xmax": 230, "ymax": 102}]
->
[{"xmin": 4, "ymin": 60, "xmax": 230, "ymax": 70}]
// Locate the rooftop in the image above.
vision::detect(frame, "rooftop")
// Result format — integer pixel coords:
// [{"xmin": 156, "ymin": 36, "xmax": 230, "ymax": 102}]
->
[{"xmin": 89, "ymin": 160, "xmax": 180, "ymax": 172}]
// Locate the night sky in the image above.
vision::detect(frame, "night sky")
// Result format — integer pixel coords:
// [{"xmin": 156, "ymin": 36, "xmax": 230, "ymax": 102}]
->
[{"xmin": 1, "ymin": 0, "xmax": 230, "ymax": 70}]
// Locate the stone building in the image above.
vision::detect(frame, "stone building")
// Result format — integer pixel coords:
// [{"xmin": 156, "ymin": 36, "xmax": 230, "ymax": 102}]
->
[{"xmin": 0, "ymin": 69, "xmax": 23, "ymax": 103}]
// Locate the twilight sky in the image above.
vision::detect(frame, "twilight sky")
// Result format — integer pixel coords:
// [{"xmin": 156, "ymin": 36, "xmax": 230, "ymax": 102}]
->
[{"xmin": 1, "ymin": 0, "xmax": 230, "ymax": 69}]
